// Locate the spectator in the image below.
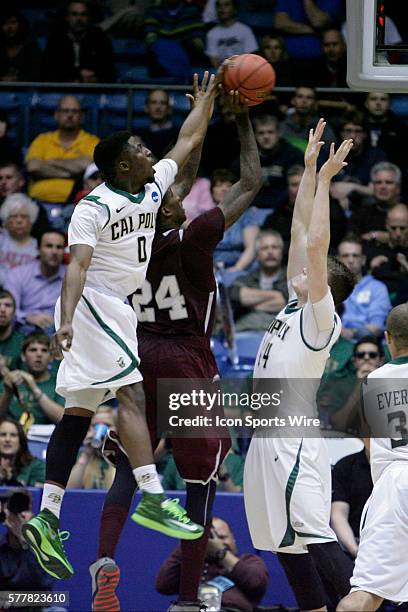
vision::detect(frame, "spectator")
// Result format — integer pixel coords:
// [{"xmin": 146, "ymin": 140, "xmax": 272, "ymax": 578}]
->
[
  {"xmin": 67, "ymin": 406, "xmax": 116, "ymax": 490},
  {"xmin": 0, "ymin": 490, "xmax": 53, "ymax": 592},
  {"xmin": 181, "ymin": 176, "xmax": 215, "ymax": 221},
  {"xmin": 337, "ymin": 235, "xmax": 391, "ymax": 341},
  {"xmin": 250, "ymin": 114, "xmax": 303, "ymax": 208},
  {"xmin": 0, "ymin": 332, "xmax": 64, "ymax": 426},
  {"xmin": 213, "ymin": 169, "xmax": 259, "ymax": 271},
  {"xmin": 0, "ymin": 9, "xmax": 42, "ymax": 82},
  {"xmin": 229, "ymin": 230, "xmax": 288, "ymax": 332},
  {"xmin": 201, "ymin": 95, "xmax": 242, "ymax": 175},
  {"xmin": 259, "ymin": 35, "xmax": 296, "ymax": 87},
  {"xmin": 43, "ymin": 0, "xmax": 116, "ymax": 83},
  {"xmin": 331, "ymin": 441, "xmax": 373, "ymax": 559},
  {"xmin": 144, "ymin": 0, "xmax": 206, "ymax": 78},
  {"xmin": 0, "ymin": 163, "xmax": 24, "ymax": 202},
  {"xmin": 366, "ymin": 203, "xmax": 408, "ymax": 303},
  {"xmin": 349, "ymin": 162, "xmax": 402, "ymax": 239},
  {"xmin": 0, "ymin": 418, "xmax": 45, "ymax": 486},
  {"xmin": 206, "ymin": 0, "xmax": 258, "ymax": 67},
  {"xmin": 312, "ymin": 28, "xmax": 347, "ymax": 87},
  {"xmin": 4, "ymin": 230, "xmax": 65, "ymax": 331},
  {"xmin": 363, "ymin": 92, "xmax": 408, "ymax": 172},
  {"xmin": 262, "ymin": 164, "xmax": 303, "ymax": 248},
  {"xmin": 273, "ymin": 0, "xmax": 343, "ymax": 61},
  {"xmin": 25, "ymin": 95, "xmax": 99, "ymax": 204},
  {"xmin": 156, "ymin": 516, "xmax": 269, "ymax": 611},
  {"xmin": 73, "ymin": 161, "xmax": 104, "ymax": 204},
  {"xmin": 137, "ymin": 90, "xmax": 179, "ymax": 161},
  {"xmin": 281, "ymin": 86, "xmax": 336, "ymax": 151},
  {"xmin": 0, "ymin": 113, "xmax": 22, "ymax": 167},
  {"xmin": 0, "ymin": 194, "xmax": 39, "ymax": 286},
  {"xmin": 0, "ymin": 290, "xmax": 24, "ymax": 371}
]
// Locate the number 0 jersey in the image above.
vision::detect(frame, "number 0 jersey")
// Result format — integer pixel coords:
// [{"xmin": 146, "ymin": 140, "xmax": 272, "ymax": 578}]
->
[
  {"xmin": 68, "ymin": 159, "xmax": 177, "ymax": 299},
  {"xmin": 130, "ymin": 207, "xmax": 225, "ymax": 340}
]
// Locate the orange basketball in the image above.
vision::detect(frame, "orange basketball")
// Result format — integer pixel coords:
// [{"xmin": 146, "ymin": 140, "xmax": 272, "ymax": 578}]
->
[{"xmin": 223, "ymin": 53, "xmax": 276, "ymax": 107}]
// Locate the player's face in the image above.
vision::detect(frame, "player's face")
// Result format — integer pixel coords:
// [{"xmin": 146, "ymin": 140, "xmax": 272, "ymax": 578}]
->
[
  {"xmin": 372, "ymin": 170, "xmax": 400, "ymax": 203},
  {"xmin": 6, "ymin": 207, "xmax": 32, "ymax": 240},
  {"xmin": 0, "ymin": 297, "xmax": 15, "ymax": 327},
  {"xmin": 322, "ymin": 31, "xmax": 345, "ymax": 62},
  {"xmin": 337, "ymin": 242, "xmax": 365, "ymax": 276},
  {"xmin": 146, "ymin": 91, "xmax": 170, "ymax": 122},
  {"xmin": 287, "ymin": 173, "xmax": 302, "ymax": 205},
  {"xmin": 0, "ymin": 421, "xmax": 20, "ymax": 456},
  {"xmin": 353, "ymin": 342, "xmax": 382, "ymax": 372},
  {"xmin": 262, "ymin": 38, "xmax": 284, "ymax": 64},
  {"xmin": 162, "ymin": 189, "xmax": 186, "ymax": 226},
  {"xmin": 365, "ymin": 93, "xmax": 389, "ymax": 117},
  {"xmin": 386, "ymin": 209, "xmax": 408, "ymax": 247},
  {"xmin": 127, "ymin": 137, "xmax": 155, "ymax": 184},
  {"xmin": 39, "ymin": 233, "xmax": 65, "ymax": 268},
  {"xmin": 212, "ymin": 180, "xmax": 232, "ymax": 205},
  {"xmin": 0, "ymin": 166, "xmax": 24, "ymax": 198},
  {"xmin": 23, "ymin": 342, "xmax": 51, "ymax": 374},
  {"xmin": 257, "ymin": 236, "xmax": 283, "ymax": 270},
  {"xmin": 255, "ymin": 122, "xmax": 280, "ymax": 150},
  {"xmin": 293, "ymin": 88, "xmax": 316, "ymax": 115}
]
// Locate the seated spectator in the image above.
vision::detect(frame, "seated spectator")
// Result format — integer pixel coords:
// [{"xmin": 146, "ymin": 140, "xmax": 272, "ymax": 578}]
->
[
  {"xmin": 25, "ymin": 95, "xmax": 99, "ymax": 204},
  {"xmin": 0, "ymin": 489, "xmax": 53, "ymax": 589},
  {"xmin": 201, "ymin": 95, "xmax": 242, "ymax": 176},
  {"xmin": 0, "ymin": 194, "xmax": 39, "ymax": 286},
  {"xmin": 312, "ymin": 28, "xmax": 347, "ymax": 87},
  {"xmin": 67, "ymin": 406, "xmax": 116, "ymax": 490},
  {"xmin": 43, "ymin": 0, "xmax": 116, "ymax": 83},
  {"xmin": 0, "ymin": 417, "xmax": 45, "ymax": 486},
  {"xmin": 337, "ymin": 235, "xmax": 391, "ymax": 340},
  {"xmin": 137, "ymin": 90, "xmax": 179, "ymax": 161},
  {"xmin": 4, "ymin": 230, "xmax": 65, "ymax": 332},
  {"xmin": 274, "ymin": 0, "xmax": 343, "ymax": 61},
  {"xmin": 156, "ymin": 516, "xmax": 269, "ymax": 611},
  {"xmin": 0, "ymin": 112, "xmax": 22, "ymax": 167},
  {"xmin": 213, "ymin": 169, "xmax": 259, "ymax": 271},
  {"xmin": 144, "ymin": 0, "xmax": 206, "ymax": 78},
  {"xmin": 363, "ymin": 92, "xmax": 408, "ymax": 173},
  {"xmin": 348, "ymin": 162, "xmax": 402, "ymax": 239},
  {"xmin": 0, "ymin": 290, "xmax": 24, "ymax": 371},
  {"xmin": 229, "ymin": 230, "xmax": 288, "ymax": 332},
  {"xmin": 0, "ymin": 9, "xmax": 42, "ymax": 82},
  {"xmin": 249, "ymin": 114, "xmax": 303, "ymax": 208},
  {"xmin": 206, "ymin": 0, "xmax": 258, "ymax": 67},
  {"xmin": 99, "ymin": 0, "xmax": 147, "ymax": 37},
  {"xmin": 331, "ymin": 441, "xmax": 373, "ymax": 559},
  {"xmin": 0, "ymin": 332, "xmax": 64, "ymax": 426},
  {"xmin": 259, "ymin": 35, "xmax": 296, "ymax": 87},
  {"xmin": 366, "ymin": 203, "xmax": 408, "ymax": 304},
  {"xmin": 0, "ymin": 162, "xmax": 24, "ymax": 203},
  {"xmin": 181, "ymin": 177, "xmax": 215, "ymax": 221},
  {"xmin": 281, "ymin": 85, "xmax": 336, "ymax": 152}
]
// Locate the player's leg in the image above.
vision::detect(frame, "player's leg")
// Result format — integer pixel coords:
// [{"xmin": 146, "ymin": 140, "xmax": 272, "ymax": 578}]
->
[
  {"xmin": 277, "ymin": 551, "xmax": 328, "ymax": 611},
  {"xmin": 336, "ymin": 591, "xmax": 383, "ymax": 611}
]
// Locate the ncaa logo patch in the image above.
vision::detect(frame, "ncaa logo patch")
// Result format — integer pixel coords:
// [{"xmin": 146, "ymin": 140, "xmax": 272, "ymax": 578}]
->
[{"xmin": 151, "ymin": 191, "xmax": 159, "ymax": 203}]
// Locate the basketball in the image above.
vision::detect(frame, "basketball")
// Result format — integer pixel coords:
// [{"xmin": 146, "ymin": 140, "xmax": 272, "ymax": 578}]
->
[{"xmin": 223, "ymin": 53, "xmax": 276, "ymax": 107}]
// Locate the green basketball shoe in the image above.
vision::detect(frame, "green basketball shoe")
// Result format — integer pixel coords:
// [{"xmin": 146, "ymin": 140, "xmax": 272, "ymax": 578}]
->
[
  {"xmin": 131, "ymin": 493, "xmax": 204, "ymax": 540},
  {"xmin": 22, "ymin": 508, "xmax": 74, "ymax": 580}
]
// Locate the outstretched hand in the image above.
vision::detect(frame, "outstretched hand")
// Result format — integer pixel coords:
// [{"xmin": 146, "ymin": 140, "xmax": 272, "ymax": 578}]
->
[
  {"xmin": 319, "ymin": 139, "xmax": 353, "ymax": 182},
  {"xmin": 186, "ymin": 70, "xmax": 221, "ymax": 120},
  {"xmin": 304, "ymin": 118, "xmax": 326, "ymax": 168}
]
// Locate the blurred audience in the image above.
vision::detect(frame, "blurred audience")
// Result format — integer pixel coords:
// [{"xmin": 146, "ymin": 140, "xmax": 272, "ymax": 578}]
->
[
  {"xmin": 0, "ymin": 112, "xmax": 22, "ymax": 167},
  {"xmin": 229, "ymin": 230, "xmax": 288, "ymax": 332},
  {"xmin": 0, "ymin": 332, "xmax": 64, "ymax": 426},
  {"xmin": 25, "ymin": 95, "xmax": 99, "ymax": 204},
  {"xmin": 262, "ymin": 164, "xmax": 303, "ymax": 248},
  {"xmin": 0, "ymin": 290, "xmax": 24, "ymax": 372},
  {"xmin": 0, "ymin": 163, "xmax": 24, "ymax": 202},
  {"xmin": 0, "ymin": 417, "xmax": 45, "ymax": 486},
  {"xmin": 201, "ymin": 95, "xmax": 242, "ymax": 175},
  {"xmin": 312, "ymin": 28, "xmax": 347, "ymax": 88},
  {"xmin": 259, "ymin": 35, "xmax": 295, "ymax": 87},
  {"xmin": 43, "ymin": 0, "xmax": 116, "ymax": 83},
  {"xmin": 137, "ymin": 89, "xmax": 179, "ymax": 160},
  {"xmin": 4, "ymin": 230, "xmax": 65, "ymax": 332},
  {"xmin": 0, "ymin": 9, "xmax": 42, "ymax": 82}
]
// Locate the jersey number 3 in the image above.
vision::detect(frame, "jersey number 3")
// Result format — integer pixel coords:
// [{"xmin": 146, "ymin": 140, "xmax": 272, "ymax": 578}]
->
[{"xmin": 132, "ymin": 275, "xmax": 188, "ymax": 322}]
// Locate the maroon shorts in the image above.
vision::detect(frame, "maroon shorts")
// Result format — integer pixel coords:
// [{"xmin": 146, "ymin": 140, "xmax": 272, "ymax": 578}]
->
[{"xmin": 139, "ymin": 333, "xmax": 231, "ymax": 483}]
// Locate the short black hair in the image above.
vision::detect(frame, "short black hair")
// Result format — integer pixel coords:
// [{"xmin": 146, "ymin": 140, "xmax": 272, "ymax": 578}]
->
[
  {"xmin": 327, "ymin": 255, "xmax": 356, "ymax": 307},
  {"xmin": 93, "ymin": 130, "xmax": 132, "ymax": 183},
  {"xmin": 354, "ymin": 335, "xmax": 383, "ymax": 357}
]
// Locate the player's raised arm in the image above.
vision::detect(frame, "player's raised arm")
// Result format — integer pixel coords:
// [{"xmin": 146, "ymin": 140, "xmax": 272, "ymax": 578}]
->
[
  {"xmin": 307, "ymin": 139, "xmax": 353, "ymax": 304},
  {"xmin": 287, "ymin": 118, "xmax": 326, "ymax": 283},
  {"xmin": 166, "ymin": 70, "xmax": 220, "ymax": 170},
  {"xmin": 218, "ymin": 92, "xmax": 262, "ymax": 228}
]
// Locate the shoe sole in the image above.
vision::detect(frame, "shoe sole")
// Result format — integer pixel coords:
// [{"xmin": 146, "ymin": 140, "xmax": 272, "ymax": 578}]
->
[
  {"xmin": 131, "ymin": 513, "xmax": 204, "ymax": 540},
  {"xmin": 22, "ymin": 523, "xmax": 73, "ymax": 580},
  {"xmin": 92, "ymin": 564, "xmax": 120, "ymax": 612}
]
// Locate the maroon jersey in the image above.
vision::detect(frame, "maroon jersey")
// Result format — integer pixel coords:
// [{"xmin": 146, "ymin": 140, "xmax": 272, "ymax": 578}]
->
[{"xmin": 129, "ymin": 207, "xmax": 225, "ymax": 341}]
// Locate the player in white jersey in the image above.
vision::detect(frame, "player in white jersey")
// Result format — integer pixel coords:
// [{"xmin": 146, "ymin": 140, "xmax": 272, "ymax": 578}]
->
[
  {"xmin": 338, "ymin": 303, "xmax": 408, "ymax": 611},
  {"xmin": 22, "ymin": 73, "xmax": 220, "ymax": 582},
  {"xmin": 244, "ymin": 121, "xmax": 356, "ymax": 611}
]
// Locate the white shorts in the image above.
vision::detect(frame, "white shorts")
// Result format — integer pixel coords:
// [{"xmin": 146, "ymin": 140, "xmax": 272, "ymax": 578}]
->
[
  {"xmin": 351, "ymin": 463, "xmax": 408, "ymax": 602},
  {"xmin": 244, "ymin": 435, "xmax": 336, "ymax": 554},
  {"xmin": 55, "ymin": 286, "xmax": 142, "ymax": 409}
]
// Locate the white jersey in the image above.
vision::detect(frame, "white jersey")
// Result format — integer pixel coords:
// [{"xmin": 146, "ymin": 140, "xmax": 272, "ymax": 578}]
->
[
  {"xmin": 362, "ymin": 357, "xmax": 408, "ymax": 484},
  {"xmin": 68, "ymin": 159, "xmax": 177, "ymax": 299}
]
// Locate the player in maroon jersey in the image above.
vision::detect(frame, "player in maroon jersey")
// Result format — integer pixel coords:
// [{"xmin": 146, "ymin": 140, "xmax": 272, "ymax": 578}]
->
[{"xmin": 89, "ymin": 84, "xmax": 262, "ymax": 611}]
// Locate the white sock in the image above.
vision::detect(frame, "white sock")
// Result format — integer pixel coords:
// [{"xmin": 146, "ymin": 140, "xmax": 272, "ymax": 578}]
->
[
  {"xmin": 133, "ymin": 464, "xmax": 164, "ymax": 494},
  {"xmin": 41, "ymin": 484, "xmax": 65, "ymax": 519}
]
